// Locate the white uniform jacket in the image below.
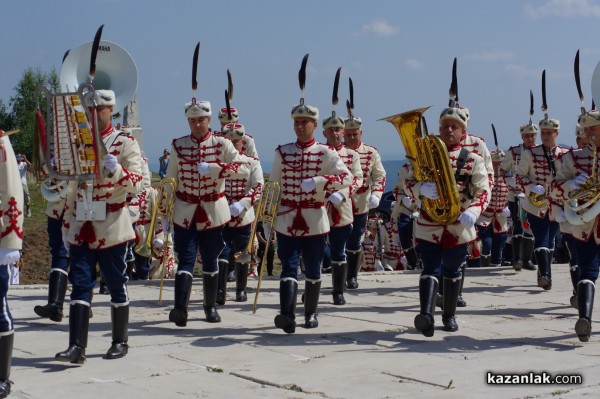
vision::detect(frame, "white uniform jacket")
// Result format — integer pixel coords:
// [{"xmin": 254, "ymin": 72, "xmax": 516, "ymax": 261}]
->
[
  {"xmin": 166, "ymin": 131, "xmax": 250, "ymax": 230},
  {"xmin": 271, "ymin": 139, "xmax": 352, "ymax": 237},
  {"xmin": 347, "ymin": 142, "xmax": 386, "ymax": 215},
  {"xmin": 0, "ymin": 134, "xmax": 24, "ymax": 251},
  {"xmin": 326, "ymin": 145, "xmax": 363, "ymax": 228}
]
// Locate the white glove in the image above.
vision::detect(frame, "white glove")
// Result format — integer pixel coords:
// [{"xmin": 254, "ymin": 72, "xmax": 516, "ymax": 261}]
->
[
  {"xmin": 420, "ymin": 182, "xmax": 439, "ymax": 199},
  {"xmin": 457, "ymin": 211, "xmax": 477, "ymax": 228},
  {"xmin": 531, "ymin": 185, "xmax": 545, "ymax": 195},
  {"xmin": 198, "ymin": 162, "xmax": 211, "ymax": 175},
  {"xmin": 569, "ymin": 173, "xmax": 589, "ymax": 192},
  {"xmin": 0, "ymin": 249, "xmax": 20, "ymax": 265},
  {"xmin": 517, "ymin": 192, "xmax": 526, "ymax": 199},
  {"xmin": 328, "ymin": 192, "xmax": 344, "ymax": 205},
  {"xmin": 501, "ymin": 207, "xmax": 511, "ymax": 217},
  {"xmin": 300, "ymin": 178, "xmax": 316, "ymax": 192},
  {"xmin": 506, "ymin": 176, "xmax": 517, "ymax": 188},
  {"xmin": 103, "ymin": 154, "xmax": 118, "ymax": 173},
  {"xmin": 554, "ymin": 208, "xmax": 567, "ymax": 223},
  {"xmin": 152, "ymin": 237, "xmax": 165, "ymax": 249},
  {"xmin": 401, "ymin": 196, "xmax": 413, "ymax": 208},
  {"xmin": 367, "ymin": 194, "xmax": 380, "ymax": 209},
  {"xmin": 229, "ymin": 201, "xmax": 246, "ymax": 217}
]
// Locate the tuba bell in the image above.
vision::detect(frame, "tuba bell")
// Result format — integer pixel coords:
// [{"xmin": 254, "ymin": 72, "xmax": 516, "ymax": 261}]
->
[{"xmin": 380, "ymin": 107, "xmax": 460, "ymax": 224}]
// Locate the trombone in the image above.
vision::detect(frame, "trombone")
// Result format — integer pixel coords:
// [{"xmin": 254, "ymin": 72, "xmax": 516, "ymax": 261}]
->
[
  {"xmin": 251, "ymin": 181, "xmax": 281, "ymax": 313},
  {"xmin": 148, "ymin": 177, "xmax": 177, "ymax": 304}
]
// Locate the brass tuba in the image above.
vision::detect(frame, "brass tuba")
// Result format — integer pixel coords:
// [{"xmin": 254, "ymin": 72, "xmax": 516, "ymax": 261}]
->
[
  {"xmin": 380, "ymin": 107, "xmax": 460, "ymax": 224},
  {"xmin": 564, "ymin": 139, "xmax": 600, "ymax": 225}
]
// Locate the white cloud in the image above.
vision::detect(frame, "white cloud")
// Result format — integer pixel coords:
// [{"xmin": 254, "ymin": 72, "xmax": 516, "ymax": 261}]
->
[
  {"xmin": 524, "ymin": 0, "xmax": 600, "ymax": 18},
  {"xmin": 465, "ymin": 51, "xmax": 514, "ymax": 62},
  {"xmin": 404, "ymin": 59, "xmax": 424, "ymax": 70},
  {"xmin": 505, "ymin": 64, "xmax": 538, "ymax": 78},
  {"xmin": 355, "ymin": 19, "xmax": 399, "ymax": 37}
]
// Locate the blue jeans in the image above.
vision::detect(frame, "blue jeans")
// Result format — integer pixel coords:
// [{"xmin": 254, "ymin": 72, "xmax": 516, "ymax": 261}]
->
[
  {"xmin": 48, "ymin": 216, "xmax": 68, "ymax": 272},
  {"xmin": 0, "ymin": 264, "xmax": 13, "ymax": 333},
  {"xmin": 416, "ymin": 240, "xmax": 468, "ymax": 279},
  {"xmin": 277, "ymin": 233, "xmax": 326, "ymax": 280},
  {"xmin": 574, "ymin": 237, "xmax": 600, "ymax": 282},
  {"xmin": 527, "ymin": 212, "xmax": 559, "ymax": 249},
  {"xmin": 174, "ymin": 224, "xmax": 225, "ymax": 274},
  {"xmin": 347, "ymin": 213, "xmax": 368, "ymax": 251},
  {"xmin": 477, "ymin": 224, "xmax": 508, "ymax": 264},
  {"xmin": 219, "ymin": 224, "xmax": 251, "ymax": 262},
  {"xmin": 69, "ymin": 242, "xmax": 129, "ymax": 304},
  {"xmin": 328, "ymin": 225, "xmax": 353, "ymax": 262}
]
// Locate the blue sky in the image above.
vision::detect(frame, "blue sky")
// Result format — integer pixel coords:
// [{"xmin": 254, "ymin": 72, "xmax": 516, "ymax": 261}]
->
[{"xmin": 3, "ymin": 0, "xmax": 600, "ymax": 170}]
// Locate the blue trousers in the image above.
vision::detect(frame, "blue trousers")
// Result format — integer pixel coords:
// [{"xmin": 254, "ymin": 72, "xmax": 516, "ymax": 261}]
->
[
  {"xmin": 574, "ymin": 237, "xmax": 600, "ymax": 282},
  {"xmin": 563, "ymin": 233, "xmax": 578, "ymax": 267},
  {"xmin": 416, "ymin": 240, "xmax": 468, "ymax": 279},
  {"xmin": 527, "ymin": 212, "xmax": 559, "ymax": 249},
  {"xmin": 219, "ymin": 224, "xmax": 251, "ymax": 262},
  {"xmin": 397, "ymin": 213, "xmax": 416, "ymax": 250},
  {"xmin": 134, "ymin": 252, "xmax": 151, "ymax": 278},
  {"xmin": 508, "ymin": 199, "xmax": 523, "ymax": 236},
  {"xmin": 48, "ymin": 216, "xmax": 68, "ymax": 272},
  {"xmin": 347, "ymin": 213, "xmax": 368, "ymax": 251},
  {"xmin": 0, "ymin": 265, "xmax": 13, "ymax": 333},
  {"xmin": 69, "ymin": 242, "xmax": 129, "ymax": 304},
  {"xmin": 174, "ymin": 224, "xmax": 225, "ymax": 274},
  {"xmin": 328, "ymin": 224, "xmax": 353, "ymax": 262},
  {"xmin": 277, "ymin": 233, "xmax": 326, "ymax": 280},
  {"xmin": 477, "ymin": 224, "xmax": 508, "ymax": 264}
]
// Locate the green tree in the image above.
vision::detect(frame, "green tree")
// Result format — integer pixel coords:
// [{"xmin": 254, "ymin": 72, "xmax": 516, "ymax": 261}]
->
[
  {"xmin": 9, "ymin": 66, "xmax": 59, "ymax": 158},
  {"xmin": 0, "ymin": 99, "xmax": 16, "ymax": 131}
]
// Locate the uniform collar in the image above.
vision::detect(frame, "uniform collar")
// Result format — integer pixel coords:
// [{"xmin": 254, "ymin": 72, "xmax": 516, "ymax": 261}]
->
[
  {"xmin": 295, "ymin": 138, "xmax": 316, "ymax": 149},
  {"xmin": 100, "ymin": 124, "xmax": 115, "ymax": 138},
  {"xmin": 191, "ymin": 130, "xmax": 212, "ymax": 143}
]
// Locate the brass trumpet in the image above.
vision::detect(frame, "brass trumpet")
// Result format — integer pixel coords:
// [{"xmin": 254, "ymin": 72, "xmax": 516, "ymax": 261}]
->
[{"xmin": 252, "ymin": 181, "xmax": 281, "ymax": 314}]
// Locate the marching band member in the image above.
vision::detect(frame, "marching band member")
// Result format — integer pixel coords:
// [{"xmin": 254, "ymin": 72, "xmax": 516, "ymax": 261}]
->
[
  {"xmin": 165, "ymin": 100, "xmax": 249, "ymax": 326},
  {"xmin": 405, "ymin": 107, "xmax": 490, "ymax": 336},
  {"xmin": 217, "ymin": 101, "xmax": 258, "ymax": 284},
  {"xmin": 394, "ymin": 164, "xmax": 421, "ymax": 269},
  {"xmin": 560, "ymin": 124, "xmax": 588, "ymax": 308},
  {"xmin": 217, "ymin": 122, "xmax": 263, "ymax": 304},
  {"xmin": 550, "ymin": 109, "xmax": 600, "ymax": 342},
  {"xmin": 321, "ymin": 112, "xmax": 363, "ymax": 305},
  {"xmin": 361, "ymin": 217, "xmax": 393, "ymax": 272},
  {"xmin": 344, "ymin": 115, "xmax": 386, "ymax": 289},
  {"xmin": 55, "ymin": 90, "xmax": 144, "ymax": 363},
  {"xmin": 33, "ymin": 177, "xmax": 69, "ymax": 322},
  {"xmin": 271, "ymin": 60, "xmax": 352, "ymax": 333},
  {"xmin": 130, "ymin": 156, "xmax": 155, "ymax": 280},
  {"xmin": 0, "ymin": 129, "xmax": 24, "ymax": 398},
  {"xmin": 474, "ymin": 149, "xmax": 510, "ymax": 267},
  {"xmin": 501, "ymin": 125, "xmax": 538, "ymax": 271},
  {"xmin": 515, "ymin": 117, "xmax": 568, "ymax": 291}
]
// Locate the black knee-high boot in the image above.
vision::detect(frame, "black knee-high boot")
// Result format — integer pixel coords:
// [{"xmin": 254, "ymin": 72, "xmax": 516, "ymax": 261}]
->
[
  {"xmin": 105, "ymin": 305, "xmax": 129, "ymax": 359},
  {"xmin": 512, "ymin": 235, "xmax": 522, "ymax": 271},
  {"xmin": 521, "ymin": 236, "xmax": 536, "ymax": 270},
  {"xmin": 169, "ymin": 272, "xmax": 193, "ymax": 327},
  {"xmin": 414, "ymin": 275, "xmax": 438, "ymax": 337},
  {"xmin": 404, "ymin": 246, "xmax": 421, "ymax": 270},
  {"xmin": 346, "ymin": 250, "xmax": 361, "ymax": 289},
  {"xmin": 203, "ymin": 272, "xmax": 221, "ymax": 323},
  {"xmin": 570, "ymin": 265, "xmax": 580, "ymax": 309},
  {"xmin": 331, "ymin": 262, "xmax": 347, "ymax": 305},
  {"xmin": 34, "ymin": 269, "xmax": 68, "ymax": 322},
  {"xmin": 55, "ymin": 303, "xmax": 89, "ymax": 364},
  {"xmin": 575, "ymin": 280, "xmax": 595, "ymax": 342},
  {"xmin": 274, "ymin": 279, "xmax": 298, "ymax": 334},
  {"xmin": 535, "ymin": 247, "xmax": 552, "ymax": 290},
  {"xmin": 0, "ymin": 333, "xmax": 13, "ymax": 398},
  {"xmin": 442, "ymin": 276, "xmax": 461, "ymax": 332},
  {"xmin": 457, "ymin": 263, "xmax": 467, "ymax": 307},
  {"xmin": 216, "ymin": 260, "xmax": 228, "ymax": 305},
  {"xmin": 235, "ymin": 262, "xmax": 248, "ymax": 302},
  {"xmin": 304, "ymin": 280, "xmax": 321, "ymax": 328}
]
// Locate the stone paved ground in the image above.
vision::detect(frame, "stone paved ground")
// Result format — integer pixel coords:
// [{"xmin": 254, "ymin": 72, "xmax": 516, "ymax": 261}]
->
[{"xmin": 6, "ymin": 264, "xmax": 600, "ymax": 398}]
